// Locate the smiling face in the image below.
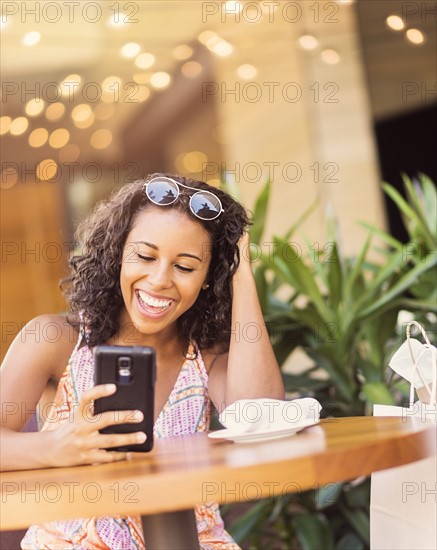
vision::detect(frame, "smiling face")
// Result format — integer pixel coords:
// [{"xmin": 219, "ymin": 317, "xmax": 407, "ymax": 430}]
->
[{"xmin": 119, "ymin": 206, "xmax": 212, "ymax": 341}]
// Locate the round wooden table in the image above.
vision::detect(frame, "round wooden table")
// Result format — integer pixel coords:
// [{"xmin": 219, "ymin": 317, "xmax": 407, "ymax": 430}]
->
[{"xmin": 1, "ymin": 416, "xmax": 435, "ymax": 549}]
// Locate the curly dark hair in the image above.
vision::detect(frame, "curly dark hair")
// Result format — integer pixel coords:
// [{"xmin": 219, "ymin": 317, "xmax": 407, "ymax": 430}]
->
[{"xmin": 60, "ymin": 173, "xmax": 251, "ymax": 353}]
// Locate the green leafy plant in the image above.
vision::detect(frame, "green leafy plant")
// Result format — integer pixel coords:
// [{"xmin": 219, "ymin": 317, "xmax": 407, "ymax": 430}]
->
[{"xmin": 221, "ymin": 173, "xmax": 437, "ymax": 549}]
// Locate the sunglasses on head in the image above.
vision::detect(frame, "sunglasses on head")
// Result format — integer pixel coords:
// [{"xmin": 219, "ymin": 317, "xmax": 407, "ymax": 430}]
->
[{"xmin": 143, "ymin": 176, "xmax": 224, "ymax": 221}]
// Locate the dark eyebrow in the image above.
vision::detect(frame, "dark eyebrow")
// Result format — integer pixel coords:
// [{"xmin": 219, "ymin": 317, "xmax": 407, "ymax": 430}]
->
[{"xmin": 134, "ymin": 241, "xmax": 202, "ymax": 262}]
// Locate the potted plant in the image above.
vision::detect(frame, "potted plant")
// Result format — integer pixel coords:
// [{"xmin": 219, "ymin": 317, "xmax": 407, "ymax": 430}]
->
[{"xmin": 221, "ymin": 173, "xmax": 436, "ymax": 549}]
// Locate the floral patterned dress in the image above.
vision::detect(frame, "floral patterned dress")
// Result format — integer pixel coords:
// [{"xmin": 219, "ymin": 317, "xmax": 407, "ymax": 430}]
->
[{"xmin": 21, "ymin": 329, "xmax": 239, "ymax": 550}]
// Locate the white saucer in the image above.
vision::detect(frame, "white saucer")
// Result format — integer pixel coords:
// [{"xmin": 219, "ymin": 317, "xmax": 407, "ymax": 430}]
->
[{"xmin": 208, "ymin": 419, "xmax": 318, "ymax": 443}]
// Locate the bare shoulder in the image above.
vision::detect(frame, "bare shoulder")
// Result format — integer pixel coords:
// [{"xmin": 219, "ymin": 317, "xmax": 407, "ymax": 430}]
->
[
  {"xmin": 200, "ymin": 344, "xmax": 229, "ymax": 374},
  {"xmin": 11, "ymin": 314, "xmax": 79, "ymax": 363},
  {"xmin": 1, "ymin": 314, "xmax": 78, "ymax": 390},
  {"xmin": 0, "ymin": 314, "xmax": 79, "ymax": 431},
  {"xmin": 201, "ymin": 344, "xmax": 228, "ymax": 412}
]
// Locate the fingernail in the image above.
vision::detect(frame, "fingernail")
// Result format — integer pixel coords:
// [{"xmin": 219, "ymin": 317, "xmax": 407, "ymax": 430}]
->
[
  {"xmin": 136, "ymin": 432, "xmax": 146, "ymax": 442},
  {"xmin": 134, "ymin": 411, "xmax": 144, "ymax": 421},
  {"xmin": 106, "ymin": 384, "xmax": 116, "ymax": 392}
]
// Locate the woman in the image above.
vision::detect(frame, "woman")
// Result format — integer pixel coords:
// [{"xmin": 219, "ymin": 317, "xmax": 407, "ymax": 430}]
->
[{"xmin": 1, "ymin": 173, "xmax": 284, "ymax": 548}]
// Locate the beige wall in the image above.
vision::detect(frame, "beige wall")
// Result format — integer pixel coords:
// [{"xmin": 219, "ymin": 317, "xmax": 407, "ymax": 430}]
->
[
  {"xmin": 208, "ymin": 3, "xmax": 386, "ymax": 255},
  {"xmin": 1, "ymin": 182, "xmax": 68, "ymax": 361}
]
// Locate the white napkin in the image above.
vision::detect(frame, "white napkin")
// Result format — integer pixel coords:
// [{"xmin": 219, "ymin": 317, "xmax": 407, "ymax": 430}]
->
[
  {"xmin": 389, "ymin": 338, "xmax": 437, "ymax": 388},
  {"xmin": 217, "ymin": 397, "xmax": 322, "ymax": 435}
]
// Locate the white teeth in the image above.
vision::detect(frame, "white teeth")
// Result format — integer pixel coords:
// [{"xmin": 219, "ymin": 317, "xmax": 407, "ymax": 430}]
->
[{"xmin": 138, "ymin": 290, "xmax": 172, "ymax": 309}]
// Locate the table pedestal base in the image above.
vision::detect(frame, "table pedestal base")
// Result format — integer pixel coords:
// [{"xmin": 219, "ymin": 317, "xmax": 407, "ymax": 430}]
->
[{"xmin": 141, "ymin": 508, "xmax": 200, "ymax": 549}]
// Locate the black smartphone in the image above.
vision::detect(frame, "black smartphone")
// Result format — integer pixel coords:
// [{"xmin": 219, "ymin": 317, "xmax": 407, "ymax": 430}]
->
[{"xmin": 93, "ymin": 345, "xmax": 156, "ymax": 452}]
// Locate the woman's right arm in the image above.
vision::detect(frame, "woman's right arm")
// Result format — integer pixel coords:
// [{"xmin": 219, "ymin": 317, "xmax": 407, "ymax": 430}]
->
[{"xmin": 1, "ymin": 314, "xmax": 146, "ymax": 472}]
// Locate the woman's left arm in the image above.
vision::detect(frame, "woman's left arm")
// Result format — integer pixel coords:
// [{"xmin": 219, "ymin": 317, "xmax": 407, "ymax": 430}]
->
[{"xmin": 208, "ymin": 233, "xmax": 285, "ymax": 410}]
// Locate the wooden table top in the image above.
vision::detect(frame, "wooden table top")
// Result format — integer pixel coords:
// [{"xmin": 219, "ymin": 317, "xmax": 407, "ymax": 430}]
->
[{"xmin": 1, "ymin": 416, "xmax": 435, "ymax": 530}]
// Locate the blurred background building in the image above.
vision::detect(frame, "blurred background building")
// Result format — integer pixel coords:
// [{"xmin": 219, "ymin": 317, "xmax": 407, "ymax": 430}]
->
[{"xmin": 1, "ymin": 0, "xmax": 436, "ymax": 360}]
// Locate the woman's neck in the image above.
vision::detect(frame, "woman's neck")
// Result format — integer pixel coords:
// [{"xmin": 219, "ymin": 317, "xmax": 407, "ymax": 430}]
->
[{"xmin": 107, "ymin": 314, "xmax": 187, "ymax": 360}]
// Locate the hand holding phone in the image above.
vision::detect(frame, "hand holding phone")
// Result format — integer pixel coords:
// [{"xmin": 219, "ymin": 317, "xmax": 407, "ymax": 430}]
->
[{"xmin": 93, "ymin": 345, "xmax": 156, "ymax": 452}]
